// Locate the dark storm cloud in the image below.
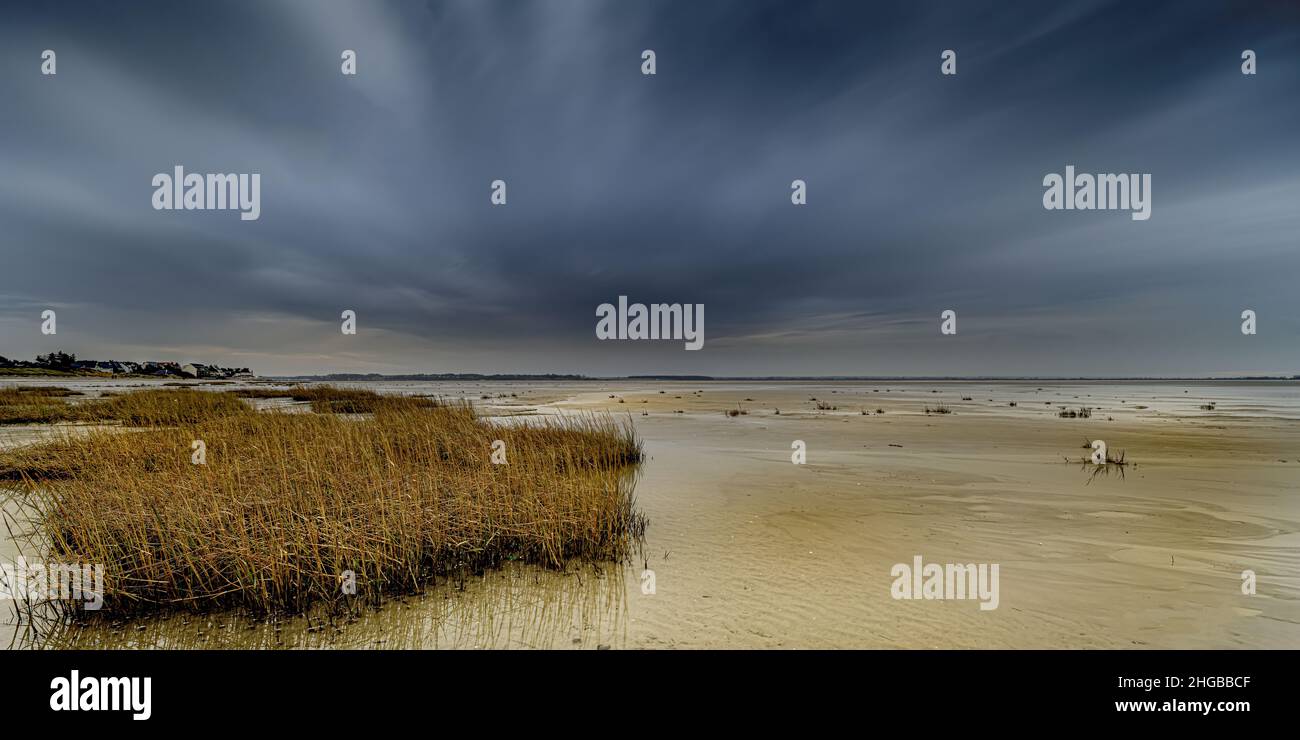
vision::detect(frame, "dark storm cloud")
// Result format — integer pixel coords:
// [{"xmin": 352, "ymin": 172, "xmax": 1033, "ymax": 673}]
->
[{"xmin": 1, "ymin": 0, "xmax": 1298, "ymax": 375}]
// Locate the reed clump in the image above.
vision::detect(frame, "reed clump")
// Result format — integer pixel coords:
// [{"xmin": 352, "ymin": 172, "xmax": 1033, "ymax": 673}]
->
[
  {"xmin": 1, "ymin": 387, "xmax": 253, "ymax": 426},
  {"xmin": 229, "ymin": 384, "xmax": 441, "ymax": 414},
  {"xmin": 1, "ymin": 397, "xmax": 645, "ymax": 618},
  {"xmin": 0, "ymin": 403, "xmax": 75, "ymax": 425},
  {"xmin": 82, "ymin": 388, "xmax": 251, "ymax": 426},
  {"xmin": 0, "ymin": 386, "xmax": 85, "ymax": 424},
  {"xmin": 226, "ymin": 387, "xmax": 295, "ymax": 399},
  {"xmin": 0, "ymin": 386, "xmax": 83, "ymax": 399}
]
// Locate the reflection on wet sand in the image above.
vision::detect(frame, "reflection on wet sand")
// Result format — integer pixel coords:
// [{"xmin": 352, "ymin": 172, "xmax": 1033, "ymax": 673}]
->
[{"xmin": 8, "ymin": 561, "xmax": 632, "ymax": 650}]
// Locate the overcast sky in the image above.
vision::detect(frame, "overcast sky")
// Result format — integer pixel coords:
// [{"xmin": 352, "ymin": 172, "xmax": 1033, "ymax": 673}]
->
[{"xmin": 2, "ymin": 0, "xmax": 1298, "ymax": 376}]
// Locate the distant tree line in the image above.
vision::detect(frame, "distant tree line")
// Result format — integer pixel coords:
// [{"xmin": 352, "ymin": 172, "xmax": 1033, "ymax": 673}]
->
[{"xmin": 1, "ymin": 352, "xmax": 252, "ymax": 378}]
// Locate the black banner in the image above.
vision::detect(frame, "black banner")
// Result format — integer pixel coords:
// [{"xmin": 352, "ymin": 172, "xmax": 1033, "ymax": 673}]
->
[{"xmin": 7, "ymin": 649, "xmax": 1288, "ymax": 728}]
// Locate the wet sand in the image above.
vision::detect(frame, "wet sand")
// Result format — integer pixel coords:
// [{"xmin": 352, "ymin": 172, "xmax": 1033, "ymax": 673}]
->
[{"xmin": 3, "ymin": 379, "xmax": 1299, "ymax": 648}]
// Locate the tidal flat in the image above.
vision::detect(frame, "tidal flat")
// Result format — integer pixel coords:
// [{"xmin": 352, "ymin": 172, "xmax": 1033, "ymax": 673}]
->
[{"xmin": 3, "ymin": 378, "xmax": 1298, "ymax": 649}]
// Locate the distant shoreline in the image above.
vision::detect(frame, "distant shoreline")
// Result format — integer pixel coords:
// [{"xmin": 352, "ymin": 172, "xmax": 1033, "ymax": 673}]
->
[
  {"xmin": 273, "ymin": 374, "xmax": 1300, "ymax": 382},
  {"xmin": 0, "ymin": 368, "xmax": 185, "ymax": 378},
  {"xmin": 0, "ymin": 369, "xmax": 253, "ymax": 380},
  {"xmin": 4, "ymin": 368, "xmax": 1298, "ymax": 382},
  {"xmin": 1, "ymin": 354, "xmax": 252, "ymax": 379}
]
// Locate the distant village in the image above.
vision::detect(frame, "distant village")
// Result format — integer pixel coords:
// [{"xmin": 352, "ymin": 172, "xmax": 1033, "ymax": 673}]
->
[{"xmin": 0, "ymin": 351, "xmax": 253, "ymax": 379}]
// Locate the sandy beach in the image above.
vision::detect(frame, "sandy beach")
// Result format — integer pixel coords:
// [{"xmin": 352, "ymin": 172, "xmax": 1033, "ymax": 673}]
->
[{"xmin": 3, "ymin": 378, "xmax": 1298, "ymax": 649}]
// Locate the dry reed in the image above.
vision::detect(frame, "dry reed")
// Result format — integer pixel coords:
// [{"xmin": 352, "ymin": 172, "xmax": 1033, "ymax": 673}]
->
[{"xmin": 1, "ymin": 392, "xmax": 646, "ymax": 618}]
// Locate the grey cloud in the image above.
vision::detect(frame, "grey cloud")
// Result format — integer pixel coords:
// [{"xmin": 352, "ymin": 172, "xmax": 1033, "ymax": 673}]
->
[{"xmin": 1, "ymin": 0, "xmax": 1298, "ymax": 376}]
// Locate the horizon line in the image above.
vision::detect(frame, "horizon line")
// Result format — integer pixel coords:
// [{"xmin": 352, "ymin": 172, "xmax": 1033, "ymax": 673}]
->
[{"xmin": 265, "ymin": 373, "xmax": 1300, "ymax": 382}]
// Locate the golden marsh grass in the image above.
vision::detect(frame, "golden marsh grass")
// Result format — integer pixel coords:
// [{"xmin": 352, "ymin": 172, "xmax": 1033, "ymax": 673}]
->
[{"xmin": 0, "ymin": 387, "xmax": 646, "ymax": 618}]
